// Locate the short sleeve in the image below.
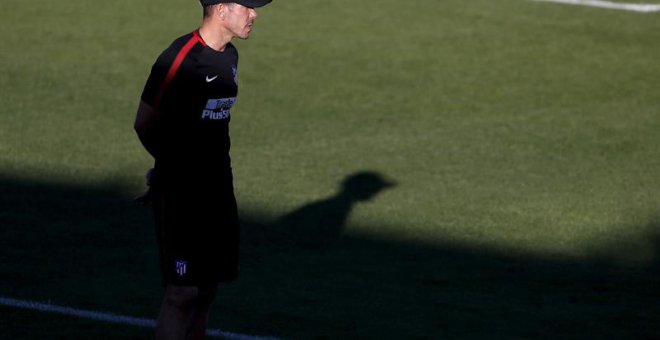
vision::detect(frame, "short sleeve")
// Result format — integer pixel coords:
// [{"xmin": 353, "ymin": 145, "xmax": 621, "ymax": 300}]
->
[{"xmin": 140, "ymin": 57, "xmax": 169, "ymax": 108}]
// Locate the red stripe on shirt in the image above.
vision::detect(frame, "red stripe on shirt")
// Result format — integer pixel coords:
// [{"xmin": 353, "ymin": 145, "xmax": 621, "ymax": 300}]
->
[
  {"xmin": 193, "ymin": 30, "xmax": 207, "ymax": 47},
  {"xmin": 154, "ymin": 33, "xmax": 204, "ymax": 108}
]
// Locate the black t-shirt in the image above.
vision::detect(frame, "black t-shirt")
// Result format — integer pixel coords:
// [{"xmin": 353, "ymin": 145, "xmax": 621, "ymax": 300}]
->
[{"xmin": 141, "ymin": 31, "xmax": 239, "ymax": 194}]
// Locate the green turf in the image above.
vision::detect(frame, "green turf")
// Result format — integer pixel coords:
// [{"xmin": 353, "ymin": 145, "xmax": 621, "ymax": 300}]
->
[
  {"xmin": 1, "ymin": 0, "xmax": 660, "ymax": 338},
  {"xmin": 0, "ymin": 305, "xmax": 154, "ymax": 340}
]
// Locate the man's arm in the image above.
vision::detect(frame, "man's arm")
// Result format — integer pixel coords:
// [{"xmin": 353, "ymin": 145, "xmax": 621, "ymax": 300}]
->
[{"xmin": 134, "ymin": 100, "xmax": 161, "ymax": 158}]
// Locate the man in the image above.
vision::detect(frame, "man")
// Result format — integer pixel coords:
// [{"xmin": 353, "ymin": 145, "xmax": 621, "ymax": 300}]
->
[{"xmin": 134, "ymin": 1, "xmax": 271, "ymax": 339}]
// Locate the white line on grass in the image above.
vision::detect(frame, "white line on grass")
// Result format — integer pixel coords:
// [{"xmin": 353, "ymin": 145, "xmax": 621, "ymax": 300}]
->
[
  {"xmin": 530, "ymin": 0, "xmax": 660, "ymax": 12},
  {"xmin": 0, "ymin": 296, "xmax": 279, "ymax": 340}
]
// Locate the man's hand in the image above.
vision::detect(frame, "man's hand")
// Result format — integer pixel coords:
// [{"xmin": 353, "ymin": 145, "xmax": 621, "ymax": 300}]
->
[{"xmin": 134, "ymin": 168, "xmax": 155, "ymax": 205}]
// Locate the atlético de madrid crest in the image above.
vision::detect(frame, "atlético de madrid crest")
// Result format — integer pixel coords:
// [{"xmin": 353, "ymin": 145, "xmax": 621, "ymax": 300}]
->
[{"xmin": 175, "ymin": 260, "xmax": 187, "ymax": 277}]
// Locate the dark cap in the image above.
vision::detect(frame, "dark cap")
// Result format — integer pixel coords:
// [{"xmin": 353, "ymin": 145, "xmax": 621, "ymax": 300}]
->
[{"xmin": 200, "ymin": 0, "xmax": 272, "ymax": 8}]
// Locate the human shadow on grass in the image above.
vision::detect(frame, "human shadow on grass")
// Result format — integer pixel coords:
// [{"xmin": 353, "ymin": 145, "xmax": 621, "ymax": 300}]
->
[
  {"xmin": 245, "ymin": 171, "xmax": 395, "ymax": 251},
  {"xmin": 233, "ymin": 172, "xmax": 660, "ymax": 339},
  {"xmin": 0, "ymin": 173, "xmax": 659, "ymax": 339}
]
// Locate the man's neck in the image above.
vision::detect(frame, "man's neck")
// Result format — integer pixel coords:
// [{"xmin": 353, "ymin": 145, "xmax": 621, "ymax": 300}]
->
[{"xmin": 198, "ymin": 23, "xmax": 232, "ymax": 52}]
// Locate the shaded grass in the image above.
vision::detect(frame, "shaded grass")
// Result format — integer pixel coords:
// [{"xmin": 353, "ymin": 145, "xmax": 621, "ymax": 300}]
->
[
  {"xmin": 0, "ymin": 175, "xmax": 659, "ymax": 338},
  {"xmin": 0, "ymin": 306, "xmax": 154, "ymax": 340}
]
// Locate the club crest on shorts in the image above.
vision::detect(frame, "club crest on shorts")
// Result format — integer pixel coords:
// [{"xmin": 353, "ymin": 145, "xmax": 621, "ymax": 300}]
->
[{"xmin": 175, "ymin": 260, "xmax": 188, "ymax": 277}]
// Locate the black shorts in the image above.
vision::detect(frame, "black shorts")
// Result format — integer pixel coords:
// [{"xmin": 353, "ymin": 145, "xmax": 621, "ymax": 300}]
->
[{"xmin": 152, "ymin": 184, "xmax": 239, "ymax": 287}]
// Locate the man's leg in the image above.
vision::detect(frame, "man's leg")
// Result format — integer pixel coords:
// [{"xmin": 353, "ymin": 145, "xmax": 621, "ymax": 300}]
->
[
  {"xmin": 186, "ymin": 285, "xmax": 219, "ymax": 340},
  {"xmin": 155, "ymin": 285, "xmax": 199, "ymax": 340}
]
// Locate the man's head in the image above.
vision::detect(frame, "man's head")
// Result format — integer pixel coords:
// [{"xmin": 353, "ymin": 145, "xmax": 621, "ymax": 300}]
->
[
  {"xmin": 200, "ymin": 0, "xmax": 271, "ymax": 10},
  {"xmin": 201, "ymin": 1, "xmax": 271, "ymax": 40}
]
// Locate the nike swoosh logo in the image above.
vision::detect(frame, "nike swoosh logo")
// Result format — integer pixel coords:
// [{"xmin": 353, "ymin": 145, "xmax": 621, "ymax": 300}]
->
[{"xmin": 206, "ymin": 75, "xmax": 218, "ymax": 83}]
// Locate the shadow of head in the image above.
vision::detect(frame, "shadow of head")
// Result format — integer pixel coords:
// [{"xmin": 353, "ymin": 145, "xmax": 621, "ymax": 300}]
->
[
  {"xmin": 340, "ymin": 171, "xmax": 396, "ymax": 202},
  {"xmin": 264, "ymin": 171, "xmax": 396, "ymax": 247}
]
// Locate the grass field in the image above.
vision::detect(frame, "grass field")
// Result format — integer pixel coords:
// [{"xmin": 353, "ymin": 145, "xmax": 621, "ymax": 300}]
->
[{"xmin": 1, "ymin": 0, "xmax": 660, "ymax": 338}]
